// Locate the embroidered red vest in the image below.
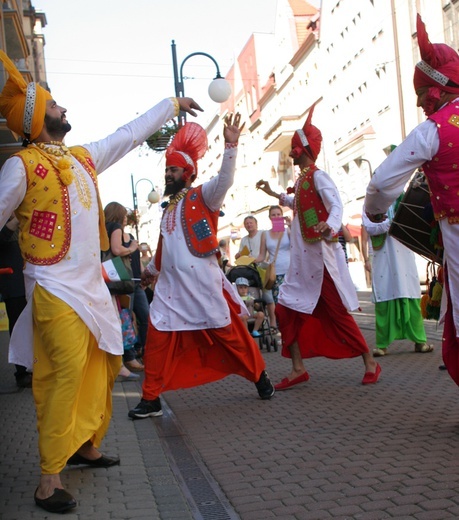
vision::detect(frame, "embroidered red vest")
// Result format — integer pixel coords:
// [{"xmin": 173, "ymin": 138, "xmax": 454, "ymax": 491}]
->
[
  {"xmin": 295, "ymin": 166, "xmax": 336, "ymax": 242},
  {"xmin": 155, "ymin": 186, "xmax": 220, "ymax": 270},
  {"xmin": 425, "ymin": 102, "xmax": 459, "ymax": 223}
]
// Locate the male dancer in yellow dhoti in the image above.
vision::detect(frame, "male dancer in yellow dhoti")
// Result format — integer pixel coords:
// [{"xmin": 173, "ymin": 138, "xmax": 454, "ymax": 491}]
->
[{"xmin": 0, "ymin": 50, "xmax": 201, "ymax": 513}]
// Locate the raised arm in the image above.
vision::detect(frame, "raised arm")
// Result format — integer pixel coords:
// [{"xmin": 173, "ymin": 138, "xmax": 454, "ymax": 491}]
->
[
  {"xmin": 256, "ymin": 180, "xmax": 281, "ymax": 200},
  {"xmin": 85, "ymin": 97, "xmax": 203, "ymax": 175},
  {"xmin": 202, "ymin": 113, "xmax": 245, "ymax": 211}
]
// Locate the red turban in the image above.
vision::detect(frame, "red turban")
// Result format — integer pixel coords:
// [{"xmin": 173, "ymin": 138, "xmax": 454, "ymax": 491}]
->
[
  {"xmin": 291, "ymin": 102, "xmax": 322, "ymax": 162},
  {"xmin": 165, "ymin": 123, "xmax": 208, "ymax": 182},
  {"xmin": 413, "ymin": 14, "xmax": 459, "ymax": 94}
]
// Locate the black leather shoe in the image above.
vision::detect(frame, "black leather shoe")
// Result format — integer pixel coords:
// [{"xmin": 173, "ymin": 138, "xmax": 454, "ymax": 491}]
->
[
  {"xmin": 34, "ymin": 487, "xmax": 77, "ymax": 513},
  {"xmin": 255, "ymin": 370, "xmax": 275, "ymax": 400},
  {"xmin": 16, "ymin": 373, "xmax": 32, "ymax": 388},
  {"xmin": 67, "ymin": 452, "xmax": 120, "ymax": 467}
]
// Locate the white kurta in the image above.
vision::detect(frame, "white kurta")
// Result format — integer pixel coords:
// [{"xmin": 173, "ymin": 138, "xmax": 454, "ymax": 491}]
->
[
  {"xmin": 362, "ymin": 205, "xmax": 422, "ymax": 303},
  {"xmin": 148, "ymin": 147, "xmax": 247, "ymax": 331},
  {"xmin": 0, "ymin": 98, "xmax": 177, "ymax": 369},
  {"xmin": 365, "ymin": 112, "xmax": 459, "ymax": 332},
  {"xmin": 278, "ymin": 169, "xmax": 359, "ymax": 313}
]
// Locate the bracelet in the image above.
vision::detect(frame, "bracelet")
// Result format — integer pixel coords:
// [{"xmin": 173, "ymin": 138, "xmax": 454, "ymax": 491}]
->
[
  {"xmin": 225, "ymin": 142, "xmax": 238, "ymax": 149},
  {"xmin": 170, "ymin": 97, "xmax": 180, "ymax": 117}
]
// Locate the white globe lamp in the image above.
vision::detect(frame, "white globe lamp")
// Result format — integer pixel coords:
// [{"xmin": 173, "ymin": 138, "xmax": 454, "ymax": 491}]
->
[
  {"xmin": 147, "ymin": 190, "xmax": 160, "ymax": 204},
  {"xmin": 208, "ymin": 76, "xmax": 232, "ymax": 103}
]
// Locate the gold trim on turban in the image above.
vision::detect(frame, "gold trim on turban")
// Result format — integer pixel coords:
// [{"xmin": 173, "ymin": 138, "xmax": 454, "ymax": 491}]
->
[{"xmin": 0, "ymin": 50, "xmax": 52, "ymax": 140}]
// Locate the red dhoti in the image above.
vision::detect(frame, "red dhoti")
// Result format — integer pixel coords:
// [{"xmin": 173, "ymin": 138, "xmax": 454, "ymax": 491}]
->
[
  {"xmin": 442, "ymin": 267, "xmax": 459, "ymax": 386},
  {"xmin": 276, "ymin": 268, "xmax": 369, "ymax": 359},
  {"xmin": 142, "ymin": 290, "xmax": 266, "ymax": 400}
]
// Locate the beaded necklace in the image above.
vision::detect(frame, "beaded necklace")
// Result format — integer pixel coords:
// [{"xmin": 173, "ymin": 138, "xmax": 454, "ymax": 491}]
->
[
  {"xmin": 33, "ymin": 142, "xmax": 92, "ymax": 209},
  {"xmin": 164, "ymin": 188, "xmax": 189, "ymax": 234},
  {"xmin": 35, "ymin": 141, "xmax": 68, "ymax": 156},
  {"xmin": 33, "ymin": 141, "xmax": 74, "ymax": 186}
]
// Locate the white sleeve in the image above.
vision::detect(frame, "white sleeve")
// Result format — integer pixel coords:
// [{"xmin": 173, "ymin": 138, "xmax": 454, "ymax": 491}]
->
[
  {"xmin": 0, "ymin": 157, "xmax": 27, "ymax": 229},
  {"xmin": 361, "ymin": 210, "xmax": 391, "ymax": 236},
  {"xmin": 201, "ymin": 147, "xmax": 237, "ymax": 212},
  {"xmin": 145, "ymin": 255, "xmax": 159, "ymax": 276},
  {"xmin": 365, "ymin": 120, "xmax": 439, "ymax": 214},
  {"xmin": 279, "ymin": 193, "xmax": 294, "ymax": 209},
  {"xmin": 84, "ymin": 98, "xmax": 176, "ymax": 174}
]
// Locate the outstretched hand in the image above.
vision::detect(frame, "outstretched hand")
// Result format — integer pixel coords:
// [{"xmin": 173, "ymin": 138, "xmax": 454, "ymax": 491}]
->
[
  {"xmin": 256, "ymin": 180, "xmax": 271, "ymax": 194},
  {"xmin": 223, "ymin": 113, "xmax": 245, "ymax": 143},
  {"xmin": 178, "ymin": 97, "xmax": 204, "ymax": 117}
]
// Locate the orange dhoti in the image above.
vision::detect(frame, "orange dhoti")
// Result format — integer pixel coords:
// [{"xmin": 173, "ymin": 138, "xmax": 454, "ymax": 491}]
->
[
  {"xmin": 32, "ymin": 284, "xmax": 121, "ymax": 474},
  {"xmin": 142, "ymin": 291, "xmax": 266, "ymax": 400}
]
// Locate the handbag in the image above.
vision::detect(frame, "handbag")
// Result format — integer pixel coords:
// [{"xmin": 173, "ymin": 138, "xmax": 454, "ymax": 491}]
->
[
  {"xmin": 101, "ymin": 249, "xmax": 135, "ymax": 295},
  {"xmin": 263, "ymin": 233, "xmax": 282, "ymax": 290},
  {"xmin": 264, "ymin": 262, "xmax": 276, "ymax": 290},
  {"xmin": 115, "ymin": 294, "xmax": 138, "ymax": 351}
]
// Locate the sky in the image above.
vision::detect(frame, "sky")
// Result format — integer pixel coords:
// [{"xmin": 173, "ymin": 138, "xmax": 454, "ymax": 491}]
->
[{"xmin": 33, "ymin": 0, "xmax": 284, "ymax": 209}]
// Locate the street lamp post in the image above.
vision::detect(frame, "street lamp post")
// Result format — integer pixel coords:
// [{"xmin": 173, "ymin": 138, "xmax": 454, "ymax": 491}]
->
[
  {"xmin": 355, "ymin": 158, "xmax": 373, "ymax": 179},
  {"xmin": 131, "ymin": 173, "xmax": 159, "ymax": 241},
  {"xmin": 171, "ymin": 39, "xmax": 231, "ymax": 126}
]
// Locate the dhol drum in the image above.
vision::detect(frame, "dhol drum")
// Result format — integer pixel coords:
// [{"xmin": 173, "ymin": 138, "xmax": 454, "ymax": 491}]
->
[{"xmin": 389, "ymin": 171, "xmax": 443, "ymax": 265}]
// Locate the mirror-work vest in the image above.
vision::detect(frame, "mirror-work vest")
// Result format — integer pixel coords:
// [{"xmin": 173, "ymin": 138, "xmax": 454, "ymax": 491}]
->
[{"xmin": 13, "ymin": 145, "xmax": 108, "ymax": 265}]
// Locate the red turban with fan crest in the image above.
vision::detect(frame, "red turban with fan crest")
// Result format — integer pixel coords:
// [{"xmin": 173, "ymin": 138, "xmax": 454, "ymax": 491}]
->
[{"xmin": 165, "ymin": 123, "xmax": 208, "ymax": 182}]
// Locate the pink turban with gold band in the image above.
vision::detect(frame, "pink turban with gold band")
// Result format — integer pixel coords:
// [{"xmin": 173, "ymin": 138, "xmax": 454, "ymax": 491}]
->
[
  {"xmin": 290, "ymin": 101, "xmax": 322, "ymax": 162},
  {"xmin": 0, "ymin": 50, "xmax": 52, "ymax": 141},
  {"xmin": 165, "ymin": 122, "xmax": 208, "ymax": 182},
  {"xmin": 413, "ymin": 14, "xmax": 459, "ymax": 94}
]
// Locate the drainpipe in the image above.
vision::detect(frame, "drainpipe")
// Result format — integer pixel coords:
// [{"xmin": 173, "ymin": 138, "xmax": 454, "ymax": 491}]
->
[{"xmin": 391, "ymin": 0, "xmax": 406, "ymax": 139}]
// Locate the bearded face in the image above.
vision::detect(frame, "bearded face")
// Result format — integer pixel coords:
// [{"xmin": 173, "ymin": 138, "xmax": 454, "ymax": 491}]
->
[
  {"xmin": 164, "ymin": 176, "xmax": 186, "ymax": 196},
  {"xmin": 44, "ymin": 113, "xmax": 71, "ymax": 138}
]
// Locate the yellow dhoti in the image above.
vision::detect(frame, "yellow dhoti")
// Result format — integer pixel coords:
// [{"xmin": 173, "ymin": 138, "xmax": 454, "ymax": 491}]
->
[{"xmin": 32, "ymin": 284, "xmax": 121, "ymax": 474}]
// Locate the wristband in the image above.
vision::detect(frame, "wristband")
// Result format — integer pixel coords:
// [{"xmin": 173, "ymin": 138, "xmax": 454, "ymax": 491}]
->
[{"xmin": 170, "ymin": 97, "xmax": 180, "ymax": 117}]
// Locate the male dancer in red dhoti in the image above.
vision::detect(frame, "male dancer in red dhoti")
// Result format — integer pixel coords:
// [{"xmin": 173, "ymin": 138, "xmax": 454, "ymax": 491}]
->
[
  {"xmin": 256, "ymin": 104, "xmax": 381, "ymax": 389},
  {"xmin": 129, "ymin": 116, "xmax": 274, "ymax": 420},
  {"xmin": 366, "ymin": 15, "xmax": 459, "ymax": 385}
]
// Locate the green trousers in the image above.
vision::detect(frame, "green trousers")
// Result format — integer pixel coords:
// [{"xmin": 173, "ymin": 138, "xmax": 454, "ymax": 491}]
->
[{"xmin": 375, "ymin": 298, "xmax": 427, "ymax": 349}]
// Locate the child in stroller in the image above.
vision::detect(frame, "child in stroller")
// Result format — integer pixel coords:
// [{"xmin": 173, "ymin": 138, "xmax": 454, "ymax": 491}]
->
[
  {"xmin": 234, "ymin": 277, "xmax": 265, "ymax": 338},
  {"xmin": 226, "ymin": 265, "xmax": 278, "ymax": 352}
]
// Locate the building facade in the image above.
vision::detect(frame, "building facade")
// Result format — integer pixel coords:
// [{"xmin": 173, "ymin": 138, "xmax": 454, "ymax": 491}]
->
[
  {"xmin": 0, "ymin": 0, "xmax": 48, "ymax": 167},
  {"xmin": 194, "ymin": 0, "xmax": 454, "ymax": 283}
]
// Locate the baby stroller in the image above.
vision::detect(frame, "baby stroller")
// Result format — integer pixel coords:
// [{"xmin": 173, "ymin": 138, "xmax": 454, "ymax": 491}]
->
[{"xmin": 226, "ymin": 264, "xmax": 278, "ymax": 352}]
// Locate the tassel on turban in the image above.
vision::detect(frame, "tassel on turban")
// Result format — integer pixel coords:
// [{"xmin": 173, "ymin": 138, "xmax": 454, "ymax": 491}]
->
[
  {"xmin": 0, "ymin": 50, "xmax": 52, "ymax": 141},
  {"xmin": 291, "ymin": 101, "xmax": 322, "ymax": 162},
  {"xmin": 165, "ymin": 122, "xmax": 208, "ymax": 182},
  {"xmin": 413, "ymin": 14, "xmax": 459, "ymax": 94}
]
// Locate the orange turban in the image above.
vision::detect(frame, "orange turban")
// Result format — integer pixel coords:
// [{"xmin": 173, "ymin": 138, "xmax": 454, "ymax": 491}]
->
[
  {"xmin": 291, "ymin": 102, "xmax": 322, "ymax": 162},
  {"xmin": 0, "ymin": 50, "xmax": 52, "ymax": 141},
  {"xmin": 165, "ymin": 123, "xmax": 208, "ymax": 182},
  {"xmin": 413, "ymin": 14, "xmax": 459, "ymax": 94}
]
